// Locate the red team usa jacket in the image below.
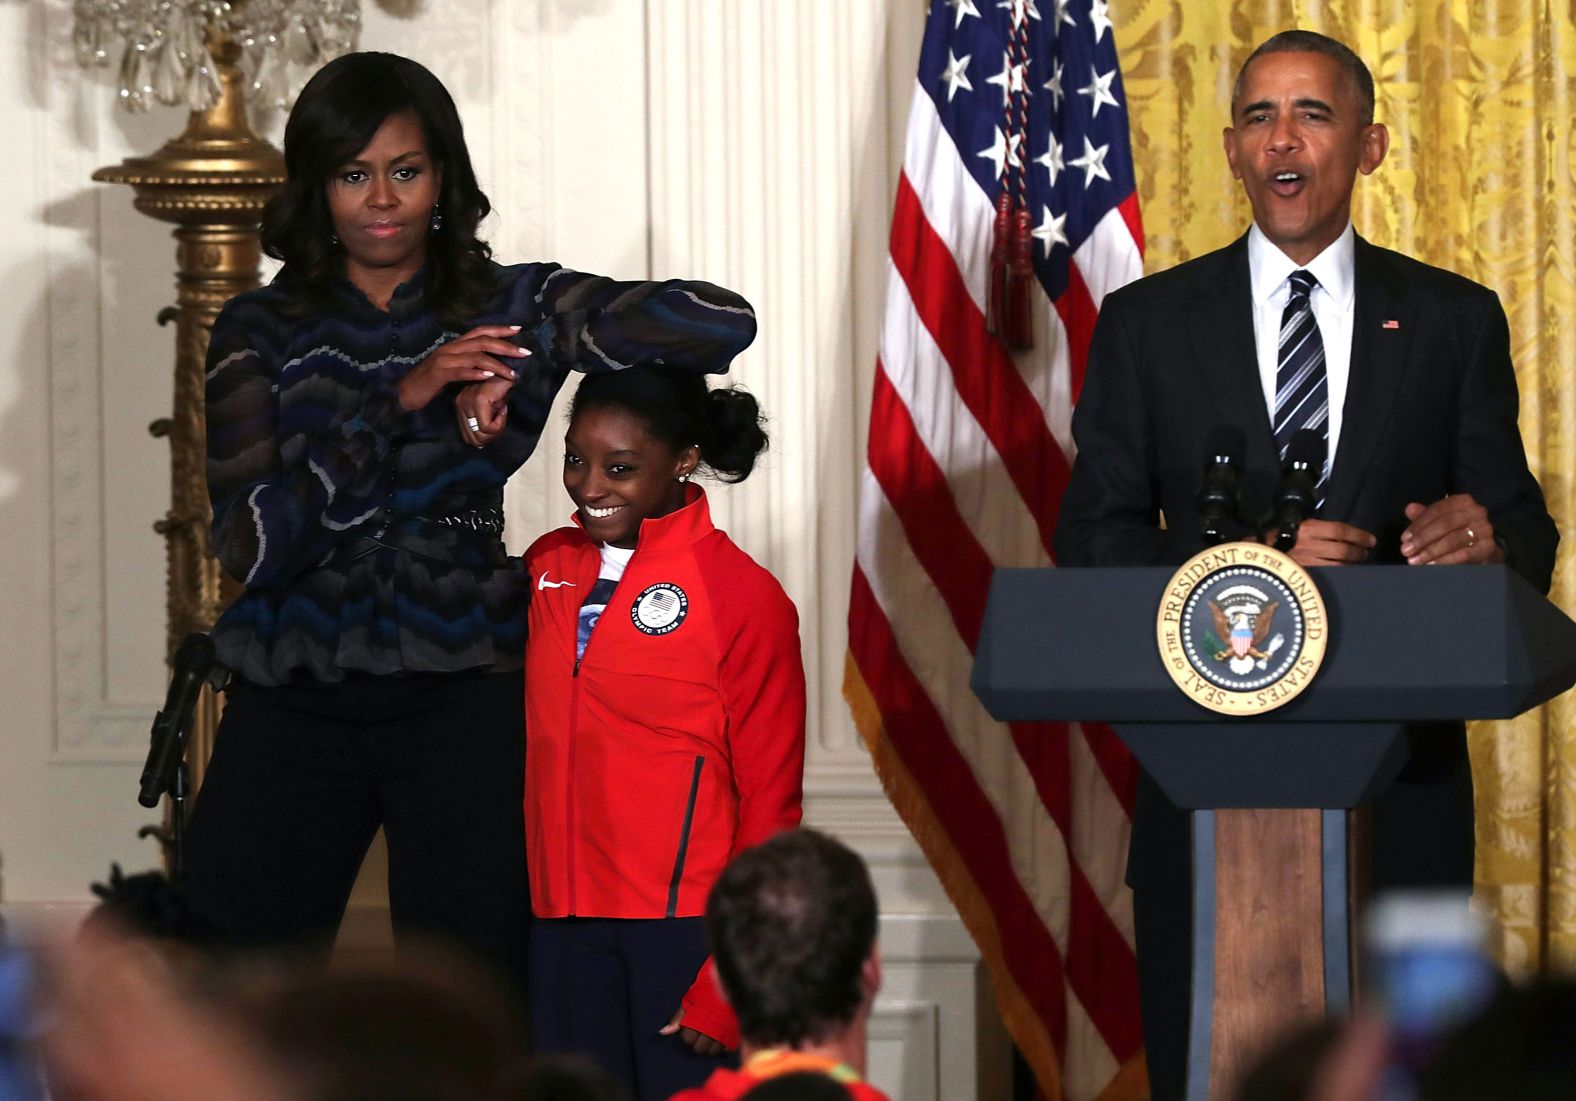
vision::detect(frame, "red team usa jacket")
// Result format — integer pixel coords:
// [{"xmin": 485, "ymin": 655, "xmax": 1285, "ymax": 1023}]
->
[{"xmin": 523, "ymin": 486, "xmax": 806, "ymax": 1046}]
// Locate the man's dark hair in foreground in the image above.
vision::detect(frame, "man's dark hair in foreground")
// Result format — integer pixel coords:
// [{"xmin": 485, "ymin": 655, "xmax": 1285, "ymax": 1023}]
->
[
  {"xmin": 705, "ymin": 829, "xmax": 878, "ymax": 1048},
  {"xmin": 740, "ymin": 1073, "xmax": 854, "ymax": 1100}
]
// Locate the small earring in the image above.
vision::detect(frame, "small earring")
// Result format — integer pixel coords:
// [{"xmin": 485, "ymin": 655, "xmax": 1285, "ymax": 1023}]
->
[
  {"xmin": 329, "ymin": 232, "xmax": 339, "ymax": 246},
  {"xmin": 678, "ymin": 471, "xmax": 692, "ymax": 483},
  {"xmin": 430, "ymin": 206, "xmax": 443, "ymax": 232}
]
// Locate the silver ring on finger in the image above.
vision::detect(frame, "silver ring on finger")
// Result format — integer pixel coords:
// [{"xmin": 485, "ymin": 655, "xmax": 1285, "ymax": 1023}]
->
[
  {"xmin": 465, "ymin": 417, "xmax": 481, "ymax": 431},
  {"xmin": 1466, "ymin": 526, "xmax": 1477, "ymax": 548}
]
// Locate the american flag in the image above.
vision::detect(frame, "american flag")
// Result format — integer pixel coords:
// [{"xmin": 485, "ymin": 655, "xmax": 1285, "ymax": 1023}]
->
[{"xmin": 845, "ymin": 1, "xmax": 1146, "ymax": 1098}]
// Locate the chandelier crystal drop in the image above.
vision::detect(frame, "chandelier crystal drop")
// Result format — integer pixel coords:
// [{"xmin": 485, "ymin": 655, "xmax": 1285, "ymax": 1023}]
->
[{"xmin": 72, "ymin": 1, "xmax": 363, "ymax": 114}]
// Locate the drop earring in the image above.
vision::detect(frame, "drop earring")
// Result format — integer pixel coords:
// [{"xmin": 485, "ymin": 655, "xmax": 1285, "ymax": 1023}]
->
[{"xmin": 430, "ymin": 206, "xmax": 443, "ymax": 232}]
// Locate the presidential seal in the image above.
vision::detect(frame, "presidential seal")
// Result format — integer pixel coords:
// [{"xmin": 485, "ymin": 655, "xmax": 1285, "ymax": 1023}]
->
[{"xmin": 1155, "ymin": 543, "xmax": 1328, "ymax": 716}]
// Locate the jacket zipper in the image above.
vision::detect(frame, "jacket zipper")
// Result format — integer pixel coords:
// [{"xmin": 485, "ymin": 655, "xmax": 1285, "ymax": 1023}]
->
[
  {"xmin": 566, "ymin": 671, "xmax": 580, "ymax": 915},
  {"xmin": 666, "ymin": 755, "xmax": 707, "ymax": 918}
]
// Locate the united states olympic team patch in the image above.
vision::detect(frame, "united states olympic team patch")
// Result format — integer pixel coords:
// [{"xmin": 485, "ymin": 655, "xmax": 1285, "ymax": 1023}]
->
[
  {"xmin": 631, "ymin": 583, "xmax": 689, "ymax": 635},
  {"xmin": 1156, "ymin": 544, "xmax": 1328, "ymax": 716}
]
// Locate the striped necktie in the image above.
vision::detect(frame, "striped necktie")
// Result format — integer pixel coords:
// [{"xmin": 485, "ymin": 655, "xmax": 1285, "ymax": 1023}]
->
[{"xmin": 1273, "ymin": 269, "xmax": 1328, "ymax": 492}]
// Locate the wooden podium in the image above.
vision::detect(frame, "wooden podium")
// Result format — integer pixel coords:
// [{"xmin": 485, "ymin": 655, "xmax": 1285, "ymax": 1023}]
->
[{"xmin": 971, "ymin": 563, "xmax": 1576, "ymax": 1100}]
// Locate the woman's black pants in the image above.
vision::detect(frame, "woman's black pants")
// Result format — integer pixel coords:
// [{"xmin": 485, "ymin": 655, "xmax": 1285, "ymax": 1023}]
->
[{"xmin": 182, "ymin": 670, "xmax": 530, "ymax": 1006}]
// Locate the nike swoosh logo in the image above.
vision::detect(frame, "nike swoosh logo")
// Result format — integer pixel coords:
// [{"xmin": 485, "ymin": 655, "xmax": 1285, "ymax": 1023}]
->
[{"xmin": 537, "ymin": 574, "xmax": 577, "ymax": 591}]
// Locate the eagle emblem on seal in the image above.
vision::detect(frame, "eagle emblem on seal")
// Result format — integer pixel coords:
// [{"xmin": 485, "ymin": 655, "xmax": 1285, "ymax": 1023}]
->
[{"xmin": 1207, "ymin": 587, "xmax": 1283, "ymax": 675}]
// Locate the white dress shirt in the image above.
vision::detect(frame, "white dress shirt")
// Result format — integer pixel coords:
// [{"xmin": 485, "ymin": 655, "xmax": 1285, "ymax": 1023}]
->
[{"xmin": 1247, "ymin": 222, "xmax": 1356, "ymax": 482}]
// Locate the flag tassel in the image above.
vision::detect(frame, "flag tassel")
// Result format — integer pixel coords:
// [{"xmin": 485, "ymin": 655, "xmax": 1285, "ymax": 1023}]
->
[
  {"xmin": 987, "ymin": 189, "xmax": 1013, "ymax": 338},
  {"xmin": 1006, "ymin": 201, "xmax": 1035, "ymax": 349},
  {"xmin": 986, "ymin": 190, "xmax": 1035, "ymax": 350}
]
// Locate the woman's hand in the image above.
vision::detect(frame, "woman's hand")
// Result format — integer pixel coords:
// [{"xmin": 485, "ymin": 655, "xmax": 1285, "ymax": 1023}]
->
[
  {"xmin": 397, "ymin": 324, "xmax": 529, "ymax": 413},
  {"xmin": 457, "ymin": 377, "xmax": 513, "ymax": 448},
  {"xmin": 659, "ymin": 1006, "xmax": 728, "ymax": 1056}
]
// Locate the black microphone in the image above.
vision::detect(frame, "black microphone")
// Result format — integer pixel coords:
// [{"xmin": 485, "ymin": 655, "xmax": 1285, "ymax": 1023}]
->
[
  {"xmin": 1271, "ymin": 429, "xmax": 1326, "ymax": 551},
  {"xmin": 139, "ymin": 633, "xmax": 217, "ymax": 809},
  {"xmin": 1195, "ymin": 424, "xmax": 1246, "ymax": 546}
]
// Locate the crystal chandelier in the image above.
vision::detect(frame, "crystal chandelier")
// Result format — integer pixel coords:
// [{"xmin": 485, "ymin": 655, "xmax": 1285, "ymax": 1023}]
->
[{"xmin": 72, "ymin": 1, "xmax": 363, "ymax": 114}]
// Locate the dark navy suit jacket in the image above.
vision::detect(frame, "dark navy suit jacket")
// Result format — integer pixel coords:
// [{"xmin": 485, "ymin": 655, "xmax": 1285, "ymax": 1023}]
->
[{"xmin": 1054, "ymin": 233, "xmax": 1557, "ymax": 591}]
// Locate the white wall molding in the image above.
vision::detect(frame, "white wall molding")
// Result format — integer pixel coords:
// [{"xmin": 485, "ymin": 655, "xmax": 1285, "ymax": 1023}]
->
[{"xmin": 869, "ymin": 1001, "xmax": 942, "ymax": 1101}]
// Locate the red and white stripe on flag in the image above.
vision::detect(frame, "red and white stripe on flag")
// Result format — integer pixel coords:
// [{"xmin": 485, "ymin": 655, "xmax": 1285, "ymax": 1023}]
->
[{"xmin": 845, "ymin": 2, "xmax": 1147, "ymax": 1098}]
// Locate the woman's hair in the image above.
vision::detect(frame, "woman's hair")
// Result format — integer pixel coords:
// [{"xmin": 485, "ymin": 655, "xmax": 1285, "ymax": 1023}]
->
[
  {"xmin": 569, "ymin": 367, "xmax": 769, "ymax": 483},
  {"xmin": 260, "ymin": 51, "xmax": 494, "ymax": 327}
]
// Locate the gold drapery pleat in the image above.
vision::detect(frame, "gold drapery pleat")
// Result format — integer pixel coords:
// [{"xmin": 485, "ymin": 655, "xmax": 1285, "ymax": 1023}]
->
[{"xmin": 1112, "ymin": 1, "xmax": 1576, "ymax": 974}]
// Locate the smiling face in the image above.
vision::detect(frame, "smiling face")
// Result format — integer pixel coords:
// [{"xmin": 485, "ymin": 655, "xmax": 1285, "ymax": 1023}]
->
[
  {"xmin": 563, "ymin": 405, "xmax": 700, "ymax": 549},
  {"xmin": 1223, "ymin": 50, "xmax": 1388, "ymax": 264},
  {"xmin": 325, "ymin": 110, "xmax": 442, "ymax": 298}
]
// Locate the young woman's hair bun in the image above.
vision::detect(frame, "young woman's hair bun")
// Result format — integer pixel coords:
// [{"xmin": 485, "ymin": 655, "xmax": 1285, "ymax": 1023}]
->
[{"xmin": 700, "ymin": 386, "xmax": 768, "ymax": 482}]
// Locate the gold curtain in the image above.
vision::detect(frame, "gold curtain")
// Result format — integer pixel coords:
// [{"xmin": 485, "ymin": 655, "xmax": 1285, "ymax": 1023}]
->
[{"xmin": 1111, "ymin": 0, "xmax": 1576, "ymax": 974}]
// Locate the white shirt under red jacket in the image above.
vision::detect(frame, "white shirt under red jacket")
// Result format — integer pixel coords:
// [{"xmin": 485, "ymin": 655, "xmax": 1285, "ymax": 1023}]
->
[{"xmin": 523, "ymin": 484, "xmax": 807, "ymax": 1048}]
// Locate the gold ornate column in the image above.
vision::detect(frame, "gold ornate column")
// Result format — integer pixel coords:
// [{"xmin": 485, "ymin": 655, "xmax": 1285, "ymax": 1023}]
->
[{"xmin": 94, "ymin": 36, "xmax": 284, "ymax": 797}]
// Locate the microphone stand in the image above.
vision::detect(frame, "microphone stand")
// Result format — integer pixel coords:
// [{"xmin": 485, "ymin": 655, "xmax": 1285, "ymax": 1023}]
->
[
  {"xmin": 138, "ymin": 637, "xmax": 224, "ymax": 882},
  {"xmin": 136, "ymin": 751, "xmax": 192, "ymax": 882},
  {"xmin": 138, "ymin": 708, "xmax": 198, "ymax": 882}
]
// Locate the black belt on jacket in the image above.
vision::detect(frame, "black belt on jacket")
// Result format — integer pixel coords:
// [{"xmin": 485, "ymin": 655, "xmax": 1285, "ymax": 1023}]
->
[{"xmin": 332, "ymin": 508, "xmax": 509, "ymax": 569}]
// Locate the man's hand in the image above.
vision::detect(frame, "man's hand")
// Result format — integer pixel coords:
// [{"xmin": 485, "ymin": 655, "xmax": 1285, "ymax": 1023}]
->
[
  {"xmin": 1401, "ymin": 495, "xmax": 1504, "ymax": 565},
  {"xmin": 1308, "ymin": 1013, "xmax": 1390, "ymax": 1101},
  {"xmin": 456, "ymin": 377, "xmax": 512, "ymax": 448},
  {"xmin": 1269, "ymin": 519, "xmax": 1376, "ymax": 566},
  {"xmin": 659, "ymin": 1007, "xmax": 728, "ymax": 1056}
]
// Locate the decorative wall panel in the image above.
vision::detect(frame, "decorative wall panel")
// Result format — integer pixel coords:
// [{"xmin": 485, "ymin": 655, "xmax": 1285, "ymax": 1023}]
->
[{"xmin": 43, "ymin": 1, "xmax": 178, "ymax": 761}]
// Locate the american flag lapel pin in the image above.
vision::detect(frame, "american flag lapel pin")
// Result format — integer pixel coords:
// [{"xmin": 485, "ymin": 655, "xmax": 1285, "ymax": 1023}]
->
[{"xmin": 1382, "ymin": 319, "xmax": 1401, "ymax": 329}]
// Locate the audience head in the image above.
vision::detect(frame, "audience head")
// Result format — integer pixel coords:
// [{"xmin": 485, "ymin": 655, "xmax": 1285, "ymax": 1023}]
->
[
  {"xmin": 231, "ymin": 953, "xmax": 526, "ymax": 1101},
  {"xmin": 40, "ymin": 923, "xmax": 532, "ymax": 1101},
  {"xmin": 739, "ymin": 1072, "xmax": 854, "ymax": 1100},
  {"xmin": 38, "ymin": 922, "xmax": 293, "ymax": 1101},
  {"xmin": 565, "ymin": 367, "xmax": 768, "ymax": 548},
  {"xmin": 262, "ymin": 51, "xmax": 494, "ymax": 324},
  {"xmin": 1417, "ymin": 978, "xmax": 1576, "ymax": 1100},
  {"xmin": 508, "ymin": 1053, "xmax": 630, "ymax": 1101},
  {"xmin": 705, "ymin": 829, "xmax": 879, "ymax": 1049},
  {"xmin": 1236, "ymin": 979, "xmax": 1576, "ymax": 1101}
]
